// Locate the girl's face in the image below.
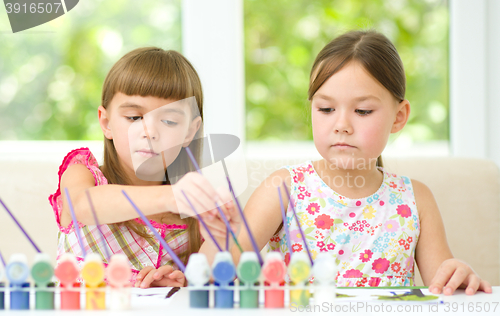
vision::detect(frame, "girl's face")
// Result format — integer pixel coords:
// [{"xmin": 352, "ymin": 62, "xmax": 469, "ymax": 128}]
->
[
  {"xmin": 99, "ymin": 93, "xmax": 201, "ymax": 184},
  {"xmin": 311, "ymin": 61, "xmax": 410, "ymax": 170}
]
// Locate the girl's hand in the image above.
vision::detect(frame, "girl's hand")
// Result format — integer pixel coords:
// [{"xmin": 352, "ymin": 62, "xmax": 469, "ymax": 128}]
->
[
  {"xmin": 134, "ymin": 265, "xmax": 185, "ymax": 288},
  {"xmin": 428, "ymin": 258, "xmax": 492, "ymax": 295},
  {"xmin": 171, "ymin": 172, "xmax": 241, "ymax": 241},
  {"xmin": 198, "ymin": 187, "xmax": 242, "ymax": 248},
  {"xmin": 171, "ymin": 172, "xmax": 221, "ymax": 217}
]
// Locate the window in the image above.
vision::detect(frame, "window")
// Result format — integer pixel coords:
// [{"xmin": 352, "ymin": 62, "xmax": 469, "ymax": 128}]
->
[
  {"xmin": 0, "ymin": 0, "xmax": 181, "ymax": 140},
  {"xmin": 244, "ymin": 0, "xmax": 449, "ymax": 148}
]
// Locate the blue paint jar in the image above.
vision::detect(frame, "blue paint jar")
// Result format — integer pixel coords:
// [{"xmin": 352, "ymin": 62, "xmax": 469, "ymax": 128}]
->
[
  {"xmin": 212, "ymin": 252, "xmax": 236, "ymax": 309},
  {"xmin": 10, "ymin": 282, "xmax": 30, "ymax": 310}
]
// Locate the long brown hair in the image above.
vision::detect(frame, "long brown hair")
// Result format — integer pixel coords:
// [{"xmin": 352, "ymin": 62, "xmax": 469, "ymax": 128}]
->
[
  {"xmin": 100, "ymin": 47, "xmax": 203, "ymax": 265},
  {"xmin": 308, "ymin": 30, "xmax": 406, "ymax": 167}
]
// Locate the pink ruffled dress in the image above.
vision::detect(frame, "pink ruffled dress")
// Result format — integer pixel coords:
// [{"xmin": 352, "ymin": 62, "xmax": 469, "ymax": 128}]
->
[{"xmin": 48, "ymin": 148, "xmax": 190, "ymax": 285}]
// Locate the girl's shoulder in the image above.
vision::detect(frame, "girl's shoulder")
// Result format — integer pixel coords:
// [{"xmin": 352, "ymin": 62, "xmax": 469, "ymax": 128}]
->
[
  {"xmin": 57, "ymin": 147, "xmax": 107, "ymax": 186},
  {"xmin": 379, "ymin": 167, "xmax": 414, "ymax": 190},
  {"xmin": 49, "ymin": 148, "xmax": 108, "ymax": 233},
  {"xmin": 406, "ymin": 178, "xmax": 436, "ymax": 217},
  {"xmin": 59, "ymin": 147, "xmax": 98, "ymax": 172},
  {"xmin": 274, "ymin": 160, "xmax": 314, "ymax": 187},
  {"xmin": 380, "ymin": 168, "xmax": 434, "ymax": 200},
  {"xmin": 380, "ymin": 169, "xmax": 436, "ymax": 218},
  {"xmin": 281, "ymin": 160, "xmax": 315, "ymax": 176}
]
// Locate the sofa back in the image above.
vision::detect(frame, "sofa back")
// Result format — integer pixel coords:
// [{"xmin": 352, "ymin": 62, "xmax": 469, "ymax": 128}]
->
[{"xmin": 0, "ymin": 156, "xmax": 498, "ymax": 286}]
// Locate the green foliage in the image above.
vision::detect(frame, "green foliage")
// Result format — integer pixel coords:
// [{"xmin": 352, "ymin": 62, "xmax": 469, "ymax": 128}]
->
[
  {"xmin": 0, "ymin": 0, "xmax": 181, "ymax": 140},
  {"xmin": 0, "ymin": 0, "xmax": 448, "ymax": 143},
  {"xmin": 244, "ymin": 0, "xmax": 449, "ymax": 142}
]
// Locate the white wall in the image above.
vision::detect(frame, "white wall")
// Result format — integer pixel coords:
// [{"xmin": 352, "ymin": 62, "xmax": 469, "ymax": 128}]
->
[
  {"xmin": 181, "ymin": 0, "xmax": 245, "ymax": 143},
  {"xmin": 450, "ymin": 0, "xmax": 500, "ymax": 166}
]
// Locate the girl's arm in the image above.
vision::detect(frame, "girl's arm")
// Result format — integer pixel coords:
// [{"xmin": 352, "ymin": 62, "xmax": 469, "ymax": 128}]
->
[
  {"xmin": 199, "ymin": 169, "xmax": 291, "ymax": 266},
  {"xmin": 413, "ymin": 179, "xmax": 492, "ymax": 295},
  {"xmin": 59, "ymin": 164, "xmax": 223, "ymax": 228}
]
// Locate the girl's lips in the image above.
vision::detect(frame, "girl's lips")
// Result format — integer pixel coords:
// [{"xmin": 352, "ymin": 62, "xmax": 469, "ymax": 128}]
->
[
  {"xmin": 136, "ymin": 150, "xmax": 159, "ymax": 157},
  {"xmin": 333, "ymin": 144, "xmax": 356, "ymax": 148}
]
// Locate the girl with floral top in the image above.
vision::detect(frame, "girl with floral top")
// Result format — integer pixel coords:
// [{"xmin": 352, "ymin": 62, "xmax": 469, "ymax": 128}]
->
[
  {"xmin": 49, "ymin": 47, "xmax": 238, "ymax": 288},
  {"xmin": 205, "ymin": 30, "xmax": 492, "ymax": 296}
]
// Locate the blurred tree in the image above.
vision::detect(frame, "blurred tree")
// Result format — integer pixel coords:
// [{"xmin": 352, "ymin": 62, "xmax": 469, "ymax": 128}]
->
[
  {"xmin": 0, "ymin": 0, "xmax": 181, "ymax": 140},
  {"xmin": 0, "ymin": 0, "xmax": 448, "ymax": 143},
  {"xmin": 244, "ymin": 0, "xmax": 449, "ymax": 143}
]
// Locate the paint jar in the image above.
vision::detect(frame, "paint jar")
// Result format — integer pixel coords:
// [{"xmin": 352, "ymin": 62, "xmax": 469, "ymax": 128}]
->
[
  {"xmin": 6, "ymin": 254, "xmax": 30, "ymax": 285},
  {"xmin": 60, "ymin": 282, "xmax": 81, "ymax": 310},
  {"xmin": 312, "ymin": 253, "xmax": 336, "ymax": 306},
  {"xmin": 81, "ymin": 253, "xmax": 105, "ymax": 288},
  {"xmin": 262, "ymin": 252, "xmax": 286, "ymax": 308},
  {"xmin": 186, "ymin": 253, "xmax": 211, "ymax": 308},
  {"xmin": 237, "ymin": 252, "xmax": 261, "ymax": 308},
  {"xmin": 35, "ymin": 282, "xmax": 55, "ymax": 310},
  {"xmin": 82, "ymin": 253, "xmax": 106, "ymax": 310},
  {"xmin": 6, "ymin": 254, "xmax": 30, "ymax": 310},
  {"xmin": 0, "ymin": 282, "xmax": 5, "ymax": 310},
  {"xmin": 212, "ymin": 252, "xmax": 236, "ymax": 308},
  {"xmin": 108, "ymin": 286, "xmax": 131, "ymax": 310},
  {"xmin": 31, "ymin": 253, "xmax": 54, "ymax": 286},
  {"xmin": 106, "ymin": 254, "xmax": 131, "ymax": 288},
  {"xmin": 107, "ymin": 254, "xmax": 132, "ymax": 310},
  {"xmin": 10, "ymin": 282, "xmax": 30, "ymax": 310},
  {"xmin": 85, "ymin": 282, "xmax": 106, "ymax": 310},
  {"xmin": 289, "ymin": 252, "xmax": 311, "ymax": 307}
]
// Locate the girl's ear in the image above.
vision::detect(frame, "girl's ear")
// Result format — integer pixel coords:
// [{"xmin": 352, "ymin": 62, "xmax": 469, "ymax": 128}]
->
[
  {"xmin": 183, "ymin": 116, "xmax": 202, "ymax": 147},
  {"xmin": 98, "ymin": 106, "xmax": 113, "ymax": 139},
  {"xmin": 391, "ymin": 100, "xmax": 411, "ymax": 134}
]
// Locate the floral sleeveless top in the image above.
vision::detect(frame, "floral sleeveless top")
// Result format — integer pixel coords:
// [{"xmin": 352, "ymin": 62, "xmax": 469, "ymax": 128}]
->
[
  {"xmin": 268, "ymin": 161, "xmax": 420, "ymax": 287},
  {"xmin": 48, "ymin": 148, "xmax": 191, "ymax": 285}
]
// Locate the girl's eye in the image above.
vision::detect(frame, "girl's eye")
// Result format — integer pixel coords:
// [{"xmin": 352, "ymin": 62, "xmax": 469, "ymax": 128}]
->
[
  {"xmin": 126, "ymin": 116, "xmax": 143, "ymax": 121},
  {"xmin": 356, "ymin": 109, "xmax": 373, "ymax": 116},
  {"xmin": 162, "ymin": 120, "xmax": 178, "ymax": 126},
  {"xmin": 318, "ymin": 107, "xmax": 334, "ymax": 113}
]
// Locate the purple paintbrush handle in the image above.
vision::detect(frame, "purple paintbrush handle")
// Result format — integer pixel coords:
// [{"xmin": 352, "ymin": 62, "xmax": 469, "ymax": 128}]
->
[
  {"xmin": 85, "ymin": 190, "xmax": 112, "ymax": 261},
  {"xmin": 226, "ymin": 176, "xmax": 263, "ymax": 265},
  {"xmin": 282, "ymin": 184, "xmax": 314, "ymax": 266},
  {"xmin": 122, "ymin": 190, "xmax": 186, "ymax": 272},
  {"xmin": 64, "ymin": 188, "xmax": 87, "ymax": 257},
  {"xmin": 181, "ymin": 190, "xmax": 222, "ymax": 252},
  {"xmin": 0, "ymin": 197, "xmax": 41, "ymax": 253},
  {"xmin": 277, "ymin": 187, "xmax": 293, "ymax": 258},
  {"xmin": 185, "ymin": 147, "xmax": 202, "ymax": 174},
  {"xmin": 186, "ymin": 145, "xmax": 237, "ymax": 251},
  {"xmin": 0, "ymin": 250, "xmax": 6, "ymax": 267}
]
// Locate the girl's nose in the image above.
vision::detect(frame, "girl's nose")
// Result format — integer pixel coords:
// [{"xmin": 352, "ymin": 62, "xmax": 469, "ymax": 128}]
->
[
  {"xmin": 334, "ymin": 113, "xmax": 353, "ymax": 134},
  {"xmin": 335, "ymin": 125, "xmax": 352, "ymax": 134},
  {"xmin": 141, "ymin": 120, "xmax": 159, "ymax": 140}
]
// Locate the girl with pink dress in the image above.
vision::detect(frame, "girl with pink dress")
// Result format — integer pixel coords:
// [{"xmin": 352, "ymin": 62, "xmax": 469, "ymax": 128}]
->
[{"xmin": 49, "ymin": 48, "xmax": 238, "ymax": 288}]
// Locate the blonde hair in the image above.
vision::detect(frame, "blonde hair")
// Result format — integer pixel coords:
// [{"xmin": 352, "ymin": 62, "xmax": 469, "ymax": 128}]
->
[{"xmin": 100, "ymin": 47, "xmax": 203, "ymax": 265}]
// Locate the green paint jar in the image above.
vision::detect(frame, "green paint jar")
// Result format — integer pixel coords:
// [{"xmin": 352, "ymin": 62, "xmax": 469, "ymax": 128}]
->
[
  {"xmin": 239, "ymin": 282, "xmax": 259, "ymax": 308},
  {"xmin": 35, "ymin": 283, "xmax": 55, "ymax": 310},
  {"xmin": 237, "ymin": 252, "xmax": 261, "ymax": 308}
]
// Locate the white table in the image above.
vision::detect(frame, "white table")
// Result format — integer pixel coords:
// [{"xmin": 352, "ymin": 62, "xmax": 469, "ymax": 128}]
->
[
  {"xmin": 166, "ymin": 286, "xmax": 500, "ymax": 315},
  {"xmin": 0, "ymin": 287, "xmax": 498, "ymax": 315}
]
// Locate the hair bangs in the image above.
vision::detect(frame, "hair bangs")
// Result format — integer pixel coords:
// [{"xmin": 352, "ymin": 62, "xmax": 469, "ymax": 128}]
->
[
  {"xmin": 309, "ymin": 54, "xmax": 352, "ymax": 100},
  {"xmin": 114, "ymin": 50, "xmax": 193, "ymax": 102},
  {"xmin": 308, "ymin": 30, "xmax": 405, "ymax": 102}
]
